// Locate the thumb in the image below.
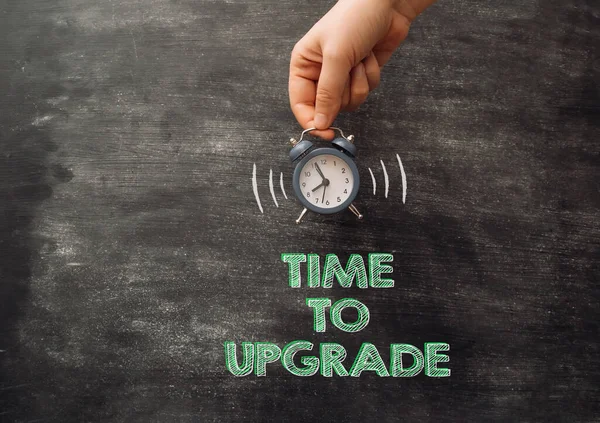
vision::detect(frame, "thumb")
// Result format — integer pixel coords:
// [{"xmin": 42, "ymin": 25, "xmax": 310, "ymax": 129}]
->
[{"xmin": 314, "ymin": 54, "xmax": 351, "ymax": 130}]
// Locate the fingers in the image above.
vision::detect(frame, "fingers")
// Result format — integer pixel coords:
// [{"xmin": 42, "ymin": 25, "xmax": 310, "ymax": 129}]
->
[
  {"xmin": 343, "ymin": 62, "xmax": 369, "ymax": 111},
  {"xmin": 341, "ymin": 75, "xmax": 351, "ymax": 111},
  {"xmin": 304, "ymin": 127, "xmax": 336, "ymax": 140},
  {"xmin": 363, "ymin": 52, "xmax": 381, "ymax": 91},
  {"xmin": 289, "ymin": 46, "xmax": 380, "ymax": 140},
  {"xmin": 314, "ymin": 52, "xmax": 352, "ymax": 130},
  {"xmin": 289, "ymin": 44, "xmax": 317, "ymax": 127},
  {"xmin": 341, "ymin": 52, "xmax": 380, "ymax": 112},
  {"xmin": 289, "ymin": 43, "xmax": 336, "ymax": 140},
  {"xmin": 289, "ymin": 74, "xmax": 334, "ymax": 139},
  {"xmin": 288, "ymin": 75, "xmax": 316, "ymax": 129}
]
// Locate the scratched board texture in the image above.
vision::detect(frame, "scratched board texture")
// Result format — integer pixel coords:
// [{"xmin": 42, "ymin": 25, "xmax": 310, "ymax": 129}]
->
[{"xmin": 0, "ymin": 0, "xmax": 598, "ymax": 421}]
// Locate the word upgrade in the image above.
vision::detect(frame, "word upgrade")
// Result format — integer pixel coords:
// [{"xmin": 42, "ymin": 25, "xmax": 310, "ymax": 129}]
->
[{"xmin": 224, "ymin": 253, "xmax": 451, "ymax": 378}]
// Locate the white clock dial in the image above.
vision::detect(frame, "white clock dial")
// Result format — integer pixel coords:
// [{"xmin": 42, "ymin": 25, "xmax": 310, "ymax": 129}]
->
[{"xmin": 297, "ymin": 154, "xmax": 354, "ymax": 209}]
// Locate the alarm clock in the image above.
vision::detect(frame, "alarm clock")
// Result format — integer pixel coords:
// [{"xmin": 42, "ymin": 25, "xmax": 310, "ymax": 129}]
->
[{"xmin": 289, "ymin": 127, "xmax": 363, "ymax": 224}]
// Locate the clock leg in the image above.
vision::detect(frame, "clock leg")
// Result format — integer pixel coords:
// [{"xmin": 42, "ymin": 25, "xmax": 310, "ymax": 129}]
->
[
  {"xmin": 296, "ymin": 208, "xmax": 308, "ymax": 224},
  {"xmin": 348, "ymin": 203, "xmax": 363, "ymax": 220}
]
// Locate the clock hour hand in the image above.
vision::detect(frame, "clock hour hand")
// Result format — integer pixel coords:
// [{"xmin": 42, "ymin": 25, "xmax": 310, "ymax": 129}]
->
[
  {"xmin": 311, "ymin": 178, "xmax": 330, "ymax": 193},
  {"xmin": 311, "ymin": 181, "xmax": 325, "ymax": 192}
]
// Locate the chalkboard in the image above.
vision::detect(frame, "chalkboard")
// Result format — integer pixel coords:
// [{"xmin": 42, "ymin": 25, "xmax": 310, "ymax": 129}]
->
[{"xmin": 1, "ymin": 0, "xmax": 598, "ymax": 421}]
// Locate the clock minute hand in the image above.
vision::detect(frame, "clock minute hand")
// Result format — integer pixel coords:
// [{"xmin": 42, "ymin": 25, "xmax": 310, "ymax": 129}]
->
[{"xmin": 314, "ymin": 163, "xmax": 325, "ymax": 180}]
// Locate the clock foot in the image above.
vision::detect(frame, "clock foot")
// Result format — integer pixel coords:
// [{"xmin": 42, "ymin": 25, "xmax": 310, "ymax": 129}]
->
[
  {"xmin": 296, "ymin": 208, "xmax": 308, "ymax": 224},
  {"xmin": 349, "ymin": 203, "xmax": 363, "ymax": 220}
]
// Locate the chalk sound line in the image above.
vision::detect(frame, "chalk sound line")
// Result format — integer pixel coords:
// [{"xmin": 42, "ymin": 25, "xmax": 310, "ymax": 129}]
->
[
  {"xmin": 396, "ymin": 154, "xmax": 406, "ymax": 204},
  {"xmin": 380, "ymin": 160, "xmax": 389, "ymax": 199},
  {"xmin": 269, "ymin": 169, "xmax": 279, "ymax": 208},
  {"xmin": 368, "ymin": 167, "xmax": 376, "ymax": 196},
  {"xmin": 252, "ymin": 163, "xmax": 263, "ymax": 213},
  {"xmin": 280, "ymin": 172, "xmax": 288, "ymax": 200}
]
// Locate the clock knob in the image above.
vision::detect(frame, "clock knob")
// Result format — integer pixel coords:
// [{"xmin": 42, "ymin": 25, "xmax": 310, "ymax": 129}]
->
[
  {"xmin": 289, "ymin": 140, "xmax": 314, "ymax": 163},
  {"xmin": 332, "ymin": 137, "xmax": 357, "ymax": 158}
]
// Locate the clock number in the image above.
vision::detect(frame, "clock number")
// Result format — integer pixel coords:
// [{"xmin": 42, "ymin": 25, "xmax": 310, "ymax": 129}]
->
[
  {"xmin": 345, "ymin": 178, "xmax": 349, "ymax": 183},
  {"xmin": 344, "ymin": 189, "xmax": 348, "ymax": 194},
  {"xmin": 315, "ymin": 198, "xmax": 319, "ymax": 203},
  {"xmin": 337, "ymin": 197, "xmax": 341, "ymax": 203},
  {"xmin": 326, "ymin": 200, "xmax": 330, "ymax": 206},
  {"xmin": 321, "ymin": 159, "xmax": 327, "ymax": 165},
  {"xmin": 334, "ymin": 160, "xmax": 337, "ymax": 166},
  {"xmin": 341, "ymin": 168, "xmax": 346, "ymax": 173},
  {"xmin": 302, "ymin": 182, "xmax": 306, "ymax": 188},
  {"xmin": 305, "ymin": 171, "xmax": 311, "ymax": 177},
  {"xmin": 306, "ymin": 192, "xmax": 310, "ymax": 198}
]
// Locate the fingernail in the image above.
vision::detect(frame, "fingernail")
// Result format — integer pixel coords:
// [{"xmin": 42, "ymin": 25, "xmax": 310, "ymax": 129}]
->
[{"xmin": 314, "ymin": 113, "xmax": 327, "ymax": 129}]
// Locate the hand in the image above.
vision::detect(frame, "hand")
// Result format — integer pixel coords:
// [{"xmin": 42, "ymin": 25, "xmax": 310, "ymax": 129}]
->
[{"xmin": 289, "ymin": 0, "xmax": 431, "ymax": 140}]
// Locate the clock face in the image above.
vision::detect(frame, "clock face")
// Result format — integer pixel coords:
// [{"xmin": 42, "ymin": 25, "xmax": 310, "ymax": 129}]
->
[{"xmin": 297, "ymin": 153, "xmax": 356, "ymax": 211}]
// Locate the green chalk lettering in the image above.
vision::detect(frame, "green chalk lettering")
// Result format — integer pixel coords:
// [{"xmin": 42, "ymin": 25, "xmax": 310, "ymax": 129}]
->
[
  {"xmin": 320, "ymin": 343, "xmax": 349, "ymax": 377},
  {"xmin": 226, "ymin": 340, "xmax": 450, "ymax": 378},
  {"xmin": 306, "ymin": 298, "xmax": 331, "ymax": 332},
  {"xmin": 350, "ymin": 343, "xmax": 390, "ymax": 377},
  {"xmin": 425, "ymin": 343, "xmax": 451, "ymax": 377},
  {"xmin": 254, "ymin": 342, "xmax": 282, "ymax": 377},
  {"xmin": 390, "ymin": 344, "xmax": 424, "ymax": 377},
  {"xmin": 281, "ymin": 341, "xmax": 319, "ymax": 377},
  {"xmin": 307, "ymin": 254, "xmax": 321, "ymax": 288},
  {"xmin": 224, "ymin": 341, "xmax": 254, "ymax": 377},
  {"xmin": 368, "ymin": 253, "xmax": 394, "ymax": 288},
  {"xmin": 281, "ymin": 253, "xmax": 306, "ymax": 288},
  {"xmin": 322, "ymin": 254, "xmax": 368, "ymax": 288},
  {"xmin": 330, "ymin": 298, "xmax": 370, "ymax": 333}
]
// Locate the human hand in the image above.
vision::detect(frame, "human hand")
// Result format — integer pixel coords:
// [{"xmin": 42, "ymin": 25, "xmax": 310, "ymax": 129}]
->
[{"xmin": 289, "ymin": 0, "xmax": 429, "ymax": 140}]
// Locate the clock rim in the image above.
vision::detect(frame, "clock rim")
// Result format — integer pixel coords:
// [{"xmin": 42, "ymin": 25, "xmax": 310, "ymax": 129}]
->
[{"xmin": 292, "ymin": 147, "xmax": 360, "ymax": 214}]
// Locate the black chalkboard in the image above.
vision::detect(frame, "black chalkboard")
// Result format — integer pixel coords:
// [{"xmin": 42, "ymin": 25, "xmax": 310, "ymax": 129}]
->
[{"xmin": 1, "ymin": 0, "xmax": 598, "ymax": 421}]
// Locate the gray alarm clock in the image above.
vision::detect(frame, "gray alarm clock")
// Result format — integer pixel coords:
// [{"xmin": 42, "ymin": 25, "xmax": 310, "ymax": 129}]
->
[{"xmin": 289, "ymin": 127, "xmax": 363, "ymax": 224}]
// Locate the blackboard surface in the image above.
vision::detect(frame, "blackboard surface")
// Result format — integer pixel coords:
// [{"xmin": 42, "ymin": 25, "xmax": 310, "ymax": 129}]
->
[{"xmin": 1, "ymin": 0, "xmax": 598, "ymax": 421}]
